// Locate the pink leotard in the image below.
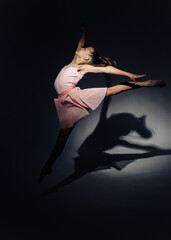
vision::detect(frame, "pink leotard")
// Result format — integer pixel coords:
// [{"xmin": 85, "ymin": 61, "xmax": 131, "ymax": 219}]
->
[
  {"xmin": 54, "ymin": 66, "xmax": 82, "ymax": 94},
  {"xmin": 53, "ymin": 65, "xmax": 107, "ymax": 128}
]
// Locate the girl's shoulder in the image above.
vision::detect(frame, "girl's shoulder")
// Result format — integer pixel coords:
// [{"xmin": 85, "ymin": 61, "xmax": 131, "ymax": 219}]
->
[{"xmin": 63, "ymin": 64, "xmax": 83, "ymax": 77}]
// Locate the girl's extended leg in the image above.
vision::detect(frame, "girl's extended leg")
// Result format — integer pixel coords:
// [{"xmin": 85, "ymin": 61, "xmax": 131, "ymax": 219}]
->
[
  {"xmin": 38, "ymin": 127, "xmax": 74, "ymax": 183},
  {"xmin": 106, "ymin": 79, "xmax": 165, "ymax": 96}
]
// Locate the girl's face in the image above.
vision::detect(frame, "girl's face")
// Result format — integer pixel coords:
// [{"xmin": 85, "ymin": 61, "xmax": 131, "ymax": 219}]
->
[{"xmin": 75, "ymin": 47, "xmax": 95, "ymax": 63}]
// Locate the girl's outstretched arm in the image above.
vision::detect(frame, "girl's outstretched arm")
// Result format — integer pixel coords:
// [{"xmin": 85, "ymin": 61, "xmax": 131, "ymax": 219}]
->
[
  {"xmin": 78, "ymin": 65, "xmax": 147, "ymax": 82},
  {"xmin": 75, "ymin": 26, "xmax": 86, "ymax": 52},
  {"xmin": 104, "ymin": 66, "xmax": 147, "ymax": 81}
]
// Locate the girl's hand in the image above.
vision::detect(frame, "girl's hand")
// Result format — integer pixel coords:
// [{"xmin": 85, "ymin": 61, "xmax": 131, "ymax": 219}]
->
[{"xmin": 129, "ymin": 73, "xmax": 147, "ymax": 83}]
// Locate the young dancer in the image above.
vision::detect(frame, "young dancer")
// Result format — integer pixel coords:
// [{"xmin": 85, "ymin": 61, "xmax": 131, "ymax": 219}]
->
[{"xmin": 38, "ymin": 26, "xmax": 165, "ymax": 183}]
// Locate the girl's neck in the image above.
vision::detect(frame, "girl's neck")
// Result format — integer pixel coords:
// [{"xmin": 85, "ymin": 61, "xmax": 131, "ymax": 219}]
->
[
  {"xmin": 65, "ymin": 63, "xmax": 78, "ymax": 69},
  {"xmin": 67, "ymin": 55, "xmax": 84, "ymax": 68}
]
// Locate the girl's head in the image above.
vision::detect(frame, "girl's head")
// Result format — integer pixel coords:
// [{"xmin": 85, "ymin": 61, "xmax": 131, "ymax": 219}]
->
[
  {"xmin": 75, "ymin": 47, "xmax": 95, "ymax": 64},
  {"xmin": 75, "ymin": 47, "xmax": 116, "ymax": 67}
]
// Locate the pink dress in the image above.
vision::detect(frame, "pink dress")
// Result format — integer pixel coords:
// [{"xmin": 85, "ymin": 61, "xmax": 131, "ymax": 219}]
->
[{"xmin": 54, "ymin": 66, "xmax": 107, "ymax": 128}]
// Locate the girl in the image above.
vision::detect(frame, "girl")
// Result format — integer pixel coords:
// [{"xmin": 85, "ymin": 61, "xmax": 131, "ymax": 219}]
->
[{"xmin": 38, "ymin": 27, "xmax": 165, "ymax": 183}]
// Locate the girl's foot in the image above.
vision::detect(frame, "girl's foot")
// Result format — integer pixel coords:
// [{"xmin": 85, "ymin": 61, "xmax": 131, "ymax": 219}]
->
[
  {"xmin": 135, "ymin": 80, "xmax": 166, "ymax": 87},
  {"xmin": 146, "ymin": 80, "xmax": 166, "ymax": 87}
]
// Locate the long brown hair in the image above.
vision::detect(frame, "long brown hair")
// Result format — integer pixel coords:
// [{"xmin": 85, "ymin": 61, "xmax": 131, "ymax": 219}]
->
[{"xmin": 89, "ymin": 48, "xmax": 117, "ymax": 67}]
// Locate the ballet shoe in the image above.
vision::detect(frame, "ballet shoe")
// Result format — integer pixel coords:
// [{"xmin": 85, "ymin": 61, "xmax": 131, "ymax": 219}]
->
[
  {"xmin": 150, "ymin": 80, "xmax": 166, "ymax": 87},
  {"xmin": 160, "ymin": 80, "xmax": 166, "ymax": 87}
]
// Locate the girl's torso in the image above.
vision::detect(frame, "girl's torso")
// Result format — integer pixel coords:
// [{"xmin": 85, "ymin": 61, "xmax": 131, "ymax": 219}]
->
[{"xmin": 54, "ymin": 66, "xmax": 83, "ymax": 94}]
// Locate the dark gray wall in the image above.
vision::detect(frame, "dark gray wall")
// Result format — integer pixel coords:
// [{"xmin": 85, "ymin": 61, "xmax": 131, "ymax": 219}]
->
[{"xmin": 1, "ymin": 0, "xmax": 171, "ymax": 239}]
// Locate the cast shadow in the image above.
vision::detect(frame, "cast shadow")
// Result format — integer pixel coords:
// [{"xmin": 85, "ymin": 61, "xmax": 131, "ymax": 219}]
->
[{"xmin": 43, "ymin": 74, "xmax": 171, "ymax": 196}]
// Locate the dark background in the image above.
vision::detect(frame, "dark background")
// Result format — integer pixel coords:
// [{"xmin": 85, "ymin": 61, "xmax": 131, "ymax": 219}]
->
[{"xmin": 1, "ymin": 0, "xmax": 171, "ymax": 239}]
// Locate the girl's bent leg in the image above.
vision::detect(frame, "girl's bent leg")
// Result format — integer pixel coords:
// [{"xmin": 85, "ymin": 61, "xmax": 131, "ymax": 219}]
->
[
  {"xmin": 38, "ymin": 127, "xmax": 74, "ymax": 183},
  {"xmin": 106, "ymin": 80, "xmax": 165, "ymax": 96},
  {"xmin": 47, "ymin": 127, "xmax": 74, "ymax": 165}
]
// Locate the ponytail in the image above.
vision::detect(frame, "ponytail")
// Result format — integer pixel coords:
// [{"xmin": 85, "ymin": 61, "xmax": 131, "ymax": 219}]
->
[
  {"xmin": 89, "ymin": 49, "xmax": 117, "ymax": 67},
  {"xmin": 98, "ymin": 56, "xmax": 117, "ymax": 67}
]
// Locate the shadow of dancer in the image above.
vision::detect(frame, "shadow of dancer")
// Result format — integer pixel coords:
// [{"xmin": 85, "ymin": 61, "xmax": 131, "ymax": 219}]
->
[{"xmin": 42, "ymin": 75, "xmax": 171, "ymax": 196}]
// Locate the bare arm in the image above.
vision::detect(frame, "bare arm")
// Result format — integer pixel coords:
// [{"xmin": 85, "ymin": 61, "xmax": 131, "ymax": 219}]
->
[
  {"xmin": 104, "ymin": 66, "xmax": 147, "ymax": 80},
  {"xmin": 75, "ymin": 26, "xmax": 86, "ymax": 52},
  {"xmin": 78, "ymin": 65, "xmax": 147, "ymax": 81}
]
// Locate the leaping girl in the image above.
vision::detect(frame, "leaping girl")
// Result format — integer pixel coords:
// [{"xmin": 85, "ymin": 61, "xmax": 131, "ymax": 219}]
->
[{"xmin": 38, "ymin": 26, "xmax": 165, "ymax": 183}]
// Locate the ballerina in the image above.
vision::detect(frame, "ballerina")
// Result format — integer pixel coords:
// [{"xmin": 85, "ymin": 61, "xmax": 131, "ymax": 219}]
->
[{"xmin": 38, "ymin": 26, "xmax": 165, "ymax": 183}]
